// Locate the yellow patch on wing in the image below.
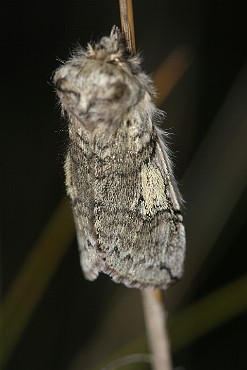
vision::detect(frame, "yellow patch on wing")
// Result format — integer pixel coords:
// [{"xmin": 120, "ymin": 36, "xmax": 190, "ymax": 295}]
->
[{"xmin": 140, "ymin": 163, "xmax": 168, "ymax": 217}]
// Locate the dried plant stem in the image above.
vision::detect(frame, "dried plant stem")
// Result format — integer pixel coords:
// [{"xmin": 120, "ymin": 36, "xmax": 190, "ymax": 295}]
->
[
  {"xmin": 119, "ymin": 2, "xmax": 173, "ymax": 369},
  {"xmin": 142, "ymin": 290, "xmax": 172, "ymax": 370},
  {"xmin": 118, "ymin": 0, "xmax": 136, "ymax": 54}
]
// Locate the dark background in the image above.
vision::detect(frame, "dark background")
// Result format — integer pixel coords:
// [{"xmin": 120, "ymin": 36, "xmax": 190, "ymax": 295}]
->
[{"xmin": 1, "ymin": 1, "xmax": 247, "ymax": 369}]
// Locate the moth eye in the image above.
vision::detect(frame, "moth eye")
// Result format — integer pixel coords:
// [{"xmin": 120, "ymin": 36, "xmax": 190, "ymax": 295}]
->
[
  {"xmin": 59, "ymin": 89, "xmax": 80, "ymax": 107},
  {"xmin": 104, "ymin": 82, "xmax": 126, "ymax": 101},
  {"xmin": 64, "ymin": 90, "xmax": 80, "ymax": 99},
  {"xmin": 114, "ymin": 81, "xmax": 126, "ymax": 98},
  {"xmin": 55, "ymin": 78, "xmax": 80, "ymax": 99},
  {"xmin": 54, "ymin": 77, "xmax": 67, "ymax": 91}
]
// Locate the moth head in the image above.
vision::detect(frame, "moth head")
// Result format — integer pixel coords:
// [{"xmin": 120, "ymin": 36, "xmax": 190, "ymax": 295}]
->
[{"xmin": 53, "ymin": 26, "xmax": 152, "ymax": 132}]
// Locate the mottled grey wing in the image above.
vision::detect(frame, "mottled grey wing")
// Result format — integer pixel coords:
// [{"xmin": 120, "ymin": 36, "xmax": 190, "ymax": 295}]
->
[{"xmin": 70, "ymin": 129, "xmax": 186, "ymax": 290}]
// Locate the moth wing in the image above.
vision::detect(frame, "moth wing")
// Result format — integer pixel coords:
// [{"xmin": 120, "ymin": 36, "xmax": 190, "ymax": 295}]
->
[
  {"xmin": 121, "ymin": 132, "xmax": 185, "ymax": 289},
  {"xmin": 154, "ymin": 129, "xmax": 186, "ymax": 278},
  {"xmin": 90, "ymin": 126, "xmax": 186, "ymax": 290},
  {"xmin": 65, "ymin": 152, "xmax": 104, "ymax": 281},
  {"xmin": 75, "ymin": 225, "xmax": 103, "ymax": 281}
]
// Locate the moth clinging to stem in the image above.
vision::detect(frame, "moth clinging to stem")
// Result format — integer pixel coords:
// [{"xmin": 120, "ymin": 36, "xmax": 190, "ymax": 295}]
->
[{"xmin": 53, "ymin": 26, "xmax": 186, "ymax": 289}]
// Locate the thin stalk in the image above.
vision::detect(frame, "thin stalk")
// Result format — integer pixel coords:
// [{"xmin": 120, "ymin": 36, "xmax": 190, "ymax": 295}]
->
[
  {"xmin": 118, "ymin": 0, "xmax": 136, "ymax": 54},
  {"xmin": 142, "ymin": 290, "xmax": 172, "ymax": 370},
  {"xmin": 118, "ymin": 2, "xmax": 173, "ymax": 369}
]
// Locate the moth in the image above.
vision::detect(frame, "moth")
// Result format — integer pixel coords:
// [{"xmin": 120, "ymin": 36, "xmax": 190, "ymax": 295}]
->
[{"xmin": 54, "ymin": 26, "xmax": 186, "ymax": 289}]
